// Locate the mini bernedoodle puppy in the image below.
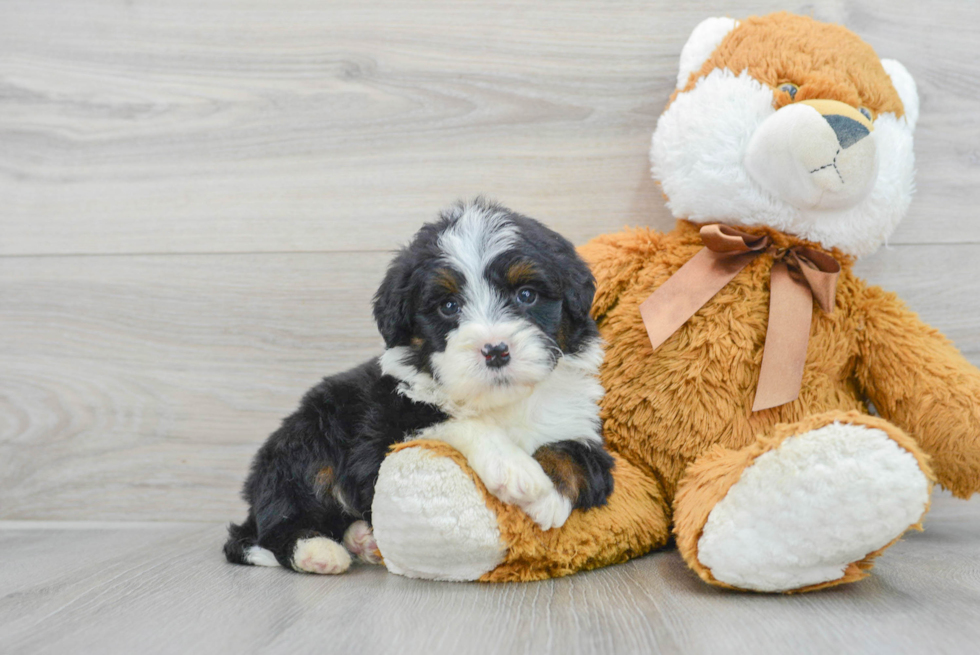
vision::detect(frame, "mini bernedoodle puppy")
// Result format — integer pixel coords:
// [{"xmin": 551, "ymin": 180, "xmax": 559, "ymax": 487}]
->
[{"xmin": 224, "ymin": 198, "xmax": 614, "ymax": 574}]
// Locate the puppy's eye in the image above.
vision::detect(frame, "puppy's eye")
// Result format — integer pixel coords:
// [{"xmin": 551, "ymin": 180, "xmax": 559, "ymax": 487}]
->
[
  {"xmin": 778, "ymin": 83, "xmax": 798, "ymax": 100},
  {"xmin": 439, "ymin": 299, "xmax": 461, "ymax": 317},
  {"xmin": 859, "ymin": 107, "xmax": 872, "ymax": 120},
  {"xmin": 516, "ymin": 288, "xmax": 537, "ymax": 305}
]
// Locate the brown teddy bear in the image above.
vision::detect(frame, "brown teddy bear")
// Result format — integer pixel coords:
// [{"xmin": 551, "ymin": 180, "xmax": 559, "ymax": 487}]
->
[{"xmin": 368, "ymin": 12, "xmax": 980, "ymax": 592}]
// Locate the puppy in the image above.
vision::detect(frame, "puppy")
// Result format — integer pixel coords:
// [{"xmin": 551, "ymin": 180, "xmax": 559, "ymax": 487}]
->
[{"xmin": 224, "ymin": 198, "xmax": 614, "ymax": 574}]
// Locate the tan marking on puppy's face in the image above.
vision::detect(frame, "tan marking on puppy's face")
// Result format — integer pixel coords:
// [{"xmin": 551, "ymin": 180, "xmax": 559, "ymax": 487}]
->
[
  {"xmin": 556, "ymin": 321, "xmax": 569, "ymax": 352},
  {"xmin": 505, "ymin": 261, "xmax": 539, "ymax": 287},
  {"xmin": 433, "ymin": 268, "xmax": 460, "ymax": 295},
  {"xmin": 534, "ymin": 448, "xmax": 585, "ymax": 504}
]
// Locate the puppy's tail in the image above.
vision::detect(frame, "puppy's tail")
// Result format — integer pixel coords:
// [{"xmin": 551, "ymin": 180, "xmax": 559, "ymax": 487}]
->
[{"xmin": 224, "ymin": 515, "xmax": 262, "ymax": 565}]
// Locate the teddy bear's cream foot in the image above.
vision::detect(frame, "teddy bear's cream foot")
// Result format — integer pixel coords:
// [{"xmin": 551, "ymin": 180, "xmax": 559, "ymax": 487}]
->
[
  {"xmin": 673, "ymin": 411, "xmax": 934, "ymax": 593},
  {"xmin": 371, "ymin": 443, "xmax": 507, "ymax": 580},
  {"xmin": 372, "ymin": 440, "xmax": 672, "ymax": 582}
]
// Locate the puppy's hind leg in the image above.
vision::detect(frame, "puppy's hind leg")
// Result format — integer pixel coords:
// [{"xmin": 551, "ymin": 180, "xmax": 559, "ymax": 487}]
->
[
  {"xmin": 343, "ymin": 520, "xmax": 383, "ymax": 564},
  {"xmin": 224, "ymin": 514, "xmax": 279, "ymax": 567},
  {"xmin": 291, "ymin": 534, "xmax": 352, "ymax": 574},
  {"xmin": 257, "ymin": 515, "xmax": 352, "ymax": 575}
]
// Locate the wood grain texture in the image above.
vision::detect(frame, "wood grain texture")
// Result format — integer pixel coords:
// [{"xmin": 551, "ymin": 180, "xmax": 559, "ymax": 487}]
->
[
  {"xmin": 1, "ymin": 492, "xmax": 979, "ymax": 655},
  {"xmin": 0, "ymin": 251, "xmax": 389, "ymax": 520},
  {"xmin": 1, "ymin": 0, "xmax": 979, "ymax": 256},
  {"xmin": 1, "ymin": 244, "xmax": 977, "ymax": 521},
  {"xmin": 1, "ymin": 1, "xmax": 979, "ymax": 645}
]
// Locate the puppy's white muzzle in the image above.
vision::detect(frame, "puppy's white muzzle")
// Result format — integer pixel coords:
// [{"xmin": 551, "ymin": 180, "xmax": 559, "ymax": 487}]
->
[
  {"xmin": 744, "ymin": 99, "xmax": 878, "ymax": 211},
  {"xmin": 432, "ymin": 319, "xmax": 554, "ymax": 409}
]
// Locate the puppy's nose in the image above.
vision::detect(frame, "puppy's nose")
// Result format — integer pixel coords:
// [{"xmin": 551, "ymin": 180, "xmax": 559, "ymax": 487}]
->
[{"xmin": 481, "ymin": 342, "xmax": 510, "ymax": 369}]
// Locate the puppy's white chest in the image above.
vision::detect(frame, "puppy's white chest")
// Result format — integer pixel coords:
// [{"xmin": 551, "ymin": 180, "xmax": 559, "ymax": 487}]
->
[{"xmin": 470, "ymin": 400, "xmax": 542, "ymax": 453}]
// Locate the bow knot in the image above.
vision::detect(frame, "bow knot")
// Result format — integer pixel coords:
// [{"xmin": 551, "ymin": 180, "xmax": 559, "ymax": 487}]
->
[{"xmin": 639, "ymin": 224, "xmax": 840, "ymax": 412}]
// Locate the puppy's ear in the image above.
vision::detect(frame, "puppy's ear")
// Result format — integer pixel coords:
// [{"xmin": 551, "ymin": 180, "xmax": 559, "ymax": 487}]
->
[
  {"xmin": 373, "ymin": 249, "xmax": 417, "ymax": 348},
  {"xmin": 559, "ymin": 256, "xmax": 599, "ymax": 353}
]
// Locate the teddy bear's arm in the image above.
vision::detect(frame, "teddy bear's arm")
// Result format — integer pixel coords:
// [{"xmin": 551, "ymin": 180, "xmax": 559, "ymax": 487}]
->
[{"xmin": 855, "ymin": 285, "xmax": 980, "ymax": 498}]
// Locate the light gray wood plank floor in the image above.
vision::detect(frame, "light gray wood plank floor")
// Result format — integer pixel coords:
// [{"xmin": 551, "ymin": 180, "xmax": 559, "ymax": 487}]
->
[{"xmin": 2, "ymin": 492, "xmax": 979, "ymax": 655}]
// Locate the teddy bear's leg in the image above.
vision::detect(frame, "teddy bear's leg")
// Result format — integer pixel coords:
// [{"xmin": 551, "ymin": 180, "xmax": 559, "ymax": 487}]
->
[
  {"xmin": 673, "ymin": 410, "xmax": 934, "ymax": 593},
  {"xmin": 371, "ymin": 442, "xmax": 505, "ymax": 580},
  {"xmin": 372, "ymin": 440, "xmax": 670, "ymax": 581}
]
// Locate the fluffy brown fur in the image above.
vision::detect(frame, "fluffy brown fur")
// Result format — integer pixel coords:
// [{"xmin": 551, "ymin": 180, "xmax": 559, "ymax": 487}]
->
[
  {"xmin": 584, "ymin": 221, "xmax": 980, "ymax": 501},
  {"xmin": 392, "ymin": 220, "xmax": 976, "ymax": 586},
  {"xmin": 675, "ymin": 12, "xmax": 905, "ymax": 119}
]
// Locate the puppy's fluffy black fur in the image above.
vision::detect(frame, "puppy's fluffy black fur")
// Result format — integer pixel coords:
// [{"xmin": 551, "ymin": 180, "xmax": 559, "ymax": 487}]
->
[{"xmin": 225, "ymin": 199, "xmax": 614, "ymax": 571}]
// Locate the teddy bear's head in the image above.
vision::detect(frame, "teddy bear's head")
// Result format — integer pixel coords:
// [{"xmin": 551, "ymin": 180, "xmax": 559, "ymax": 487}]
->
[{"xmin": 651, "ymin": 12, "xmax": 918, "ymax": 256}]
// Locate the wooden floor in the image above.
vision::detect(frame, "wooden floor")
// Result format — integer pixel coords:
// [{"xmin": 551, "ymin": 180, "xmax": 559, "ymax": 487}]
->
[
  {"xmin": 3, "ymin": 0, "xmax": 980, "ymax": 653},
  {"xmin": 1, "ymin": 492, "xmax": 978, "ymax": 654}
]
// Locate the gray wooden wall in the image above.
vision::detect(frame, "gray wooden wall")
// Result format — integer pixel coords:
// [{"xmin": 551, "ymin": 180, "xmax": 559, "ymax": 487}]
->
[{"xmin": 2, "ymin": 0, "xmax": 978, "ymax": 522}]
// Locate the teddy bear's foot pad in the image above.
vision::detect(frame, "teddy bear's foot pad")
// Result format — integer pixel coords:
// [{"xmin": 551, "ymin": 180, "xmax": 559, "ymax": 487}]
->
[
  {"xmin": 372, "ymin": 446, "xmax": 506, "ymax": 580},
  {"xmin": 697, "ymin": 422, "xmax": 931, "ymax": 592}
]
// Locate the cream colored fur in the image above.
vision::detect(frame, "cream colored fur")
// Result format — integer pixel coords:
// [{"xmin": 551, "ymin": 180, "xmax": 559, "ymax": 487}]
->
[
  {"xmin": 675, "ymin": 17, "xmax": 738, "ymax": 90},
  {"xmin": 291, "ymin": 536, "xmax": 352, "ymax": 575},
  {"xmin": 697, "ymin": 423, "xmax": 931, "ymax": 591},
  {"xmin": 372, "ymin": 447, "xmax": 505, "ymax": 581},
  {"xmin": 343, "ymin": 520, "xmax": 382, "ymax": 564}
]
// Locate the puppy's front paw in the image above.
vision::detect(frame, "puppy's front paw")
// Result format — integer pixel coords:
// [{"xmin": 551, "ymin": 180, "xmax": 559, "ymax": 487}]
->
[
  {"xmin": 522, "ymin": 489, "xmax": 573, "ymax": 531},
  {"xmin": 474, "ymin": 452, "xmax": 552, "ymax": 507}
]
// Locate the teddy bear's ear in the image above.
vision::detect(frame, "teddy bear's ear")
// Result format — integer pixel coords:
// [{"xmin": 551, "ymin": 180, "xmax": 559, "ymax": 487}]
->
[
  {"xmin": 675, "ymin": 17, "xmax": 739, "ymax": 90},
  {"xmin": 881, "ymin": 59, "xmax": 919, "ymax": 132}
]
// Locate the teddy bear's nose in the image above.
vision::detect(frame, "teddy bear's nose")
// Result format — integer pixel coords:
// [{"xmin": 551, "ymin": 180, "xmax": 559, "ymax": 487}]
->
[
  {"xmin": 824, "ymin": 114, "xmax": 871, "ymax": 149},
  {"xmin": 798, "ymin": 98, "xmax": 874, "ymax": 134},
  {"xmin": 744, "ymin": 98, "xmax": 878, "ymax": 211}
]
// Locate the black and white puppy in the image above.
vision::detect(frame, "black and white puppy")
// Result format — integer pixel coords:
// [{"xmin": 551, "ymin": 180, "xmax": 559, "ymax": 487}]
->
[{"xmin": 224, "ymin": 199, "xmax": 614, "ymax": 575}]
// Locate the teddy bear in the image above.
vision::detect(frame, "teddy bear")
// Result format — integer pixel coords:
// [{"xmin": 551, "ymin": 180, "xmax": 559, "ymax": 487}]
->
[{"xmin": 367, "ymin": 12, "xmax": 980, "ymax": 592}]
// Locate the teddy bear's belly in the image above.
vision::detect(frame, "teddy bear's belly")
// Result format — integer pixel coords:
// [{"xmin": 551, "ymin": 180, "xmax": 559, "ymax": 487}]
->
[{"xmin": 597, "ymin": 276, "xmax": 865, "ymax": 501}]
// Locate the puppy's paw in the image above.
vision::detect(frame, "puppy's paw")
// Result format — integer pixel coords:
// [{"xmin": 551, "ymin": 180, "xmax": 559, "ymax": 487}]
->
[
  {"xmin": 521, "ymin": 489, "xmax": 573, "ymax": 531},
  {"xmin": 474, "ymin": 452, "xmax": 552, "ymax": 507},
  {"xmin": 292, "ymin": 536, "xmax": 352, "ymax": 574},
  {"xmin": 343, "ymin": 520, "xmax": 383, "ymax": 565}
]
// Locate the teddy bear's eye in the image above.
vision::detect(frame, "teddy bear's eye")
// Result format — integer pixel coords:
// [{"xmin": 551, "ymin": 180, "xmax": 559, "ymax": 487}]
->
[
  {"xmin": 859, "ymin": 107, "xmax": 872, "ymax": 120},
  {"xmin": 778, "ymin": 83, "xmax": 799, "ymax": 100}
]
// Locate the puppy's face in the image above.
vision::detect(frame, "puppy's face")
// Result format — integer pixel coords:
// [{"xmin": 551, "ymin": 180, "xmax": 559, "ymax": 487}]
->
[{"xmin": 374, "ymin": 199, "xmax": 598, "ymax": 409}]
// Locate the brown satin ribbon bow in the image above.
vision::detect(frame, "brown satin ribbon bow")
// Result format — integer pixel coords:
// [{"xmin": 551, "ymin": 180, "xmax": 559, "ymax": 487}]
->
[{"xmin": 639, "ymin": 224, "xmax": 840, "ymax": 412}]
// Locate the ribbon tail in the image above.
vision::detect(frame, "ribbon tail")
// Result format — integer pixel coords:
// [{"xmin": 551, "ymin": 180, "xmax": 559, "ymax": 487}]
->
[
  {"xmin": 793, "ymin": 248, "xmax": 840, "ymax": 314},
  {"xmin": 752, "ymin": 261, "xmax": 814, "ymax": 412},
  {"xmin": 640, "ymin": 247, "xmax": 758, "ymax": 352}
]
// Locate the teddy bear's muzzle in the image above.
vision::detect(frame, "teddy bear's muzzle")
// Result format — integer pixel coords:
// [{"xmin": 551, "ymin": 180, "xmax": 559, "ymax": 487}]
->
[{"xmin": 744, "ymin": 98, "xmax": 878, "ymax": 212}]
